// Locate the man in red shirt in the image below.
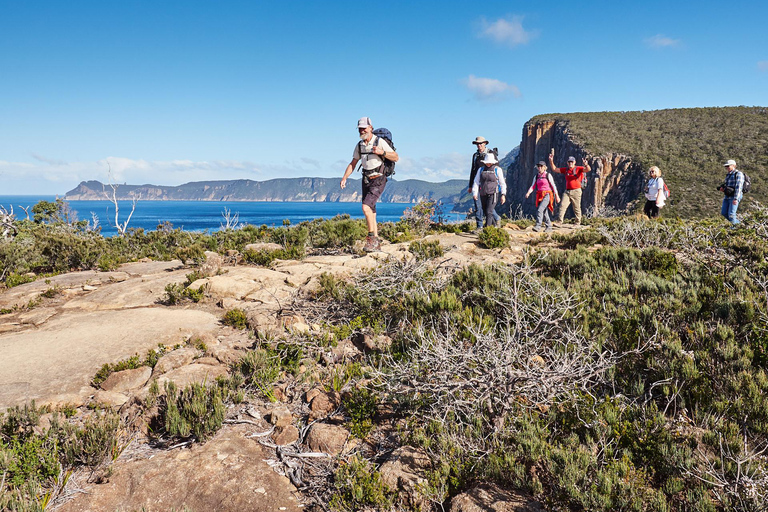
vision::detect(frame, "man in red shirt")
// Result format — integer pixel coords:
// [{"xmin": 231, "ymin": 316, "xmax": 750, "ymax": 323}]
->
[{"xmin": 548, "ymin": 149, "xmax": 592, "ymax": 225}]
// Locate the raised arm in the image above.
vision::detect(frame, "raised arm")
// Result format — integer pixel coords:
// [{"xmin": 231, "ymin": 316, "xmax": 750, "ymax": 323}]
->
[{"xmin": 548, "ymin": 149, "xmax": 560, "ymax": 173}]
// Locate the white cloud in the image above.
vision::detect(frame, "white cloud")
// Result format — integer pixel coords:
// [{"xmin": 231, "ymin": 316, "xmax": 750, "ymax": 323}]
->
[
  {"xmin": 395, "ymin": 153, "xmax": 467, "ymax": 182},
  {"xmin": 463, "ymin": 75, "xmax": 521, "ymax": 102},
  {"xmin": 0, "ymin": 152, "xmax": 475, "ymax": 195},
  {"xmin": 478, "ymin": 16, "xmax": 536, "ymax": 47},
  {"xmin": 644, "ymin": 34, "xmax": 681, "ymax": 48},
  {"xmin": 758, "ymin": 61, "xmax": 768, "ymax": 72}
]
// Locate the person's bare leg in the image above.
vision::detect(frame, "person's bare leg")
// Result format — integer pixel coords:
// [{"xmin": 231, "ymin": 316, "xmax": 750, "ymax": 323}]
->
[{"xmin": 362, "ymin": 204, "xmax": 377, "ymax": 237}]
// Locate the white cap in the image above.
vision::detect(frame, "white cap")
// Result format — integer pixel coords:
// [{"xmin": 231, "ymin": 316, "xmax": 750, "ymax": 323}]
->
[
  {"xmin": 724, "ymin": 159, "xmax": 737, "ymax": 167},
  {"xmin": 357, "ymin": 117, "xmax": 372, "ymax": 129},
  {"xmin": 482, "ymin": 153, "xmax": 498, "ymax": 165}
]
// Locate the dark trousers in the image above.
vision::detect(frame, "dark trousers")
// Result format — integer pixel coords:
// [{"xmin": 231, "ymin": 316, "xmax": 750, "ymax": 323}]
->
[
  {"xmin": 474, "ymin": 195, "xmax": 500, "ymax": 228},
  {"xmin": 643, "ymin": 200, "xmax": 660, "ymax": 219},
  {"xmin": 480, "ymin": 193, "xmax": 499, "ymax": 227}
]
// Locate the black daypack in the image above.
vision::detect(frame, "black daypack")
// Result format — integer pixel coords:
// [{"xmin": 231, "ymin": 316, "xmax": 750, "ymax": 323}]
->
[
  {"xmin": 743, "ymin": 172, "xmax": 752, "ymax": 193},
  {"xmin": 358, "ymin": 128, "xmax": 396, "ymax": 177},
  {"xmin": 480, "ymin": 167, "xmax": 499, "ymax": 196},
  {"xmin": 473, "ymin": 147, "xmax": 500, "ymax": 171}
]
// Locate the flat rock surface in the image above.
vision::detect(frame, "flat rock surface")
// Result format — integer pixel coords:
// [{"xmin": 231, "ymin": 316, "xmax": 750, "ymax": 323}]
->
[
  {"xmin": 0, "ymin": 308, "xmax": 218, "ymax": 408},
  {"xmin": 58, "ymin": 425, "xmax": 304, "ymax": 512}
]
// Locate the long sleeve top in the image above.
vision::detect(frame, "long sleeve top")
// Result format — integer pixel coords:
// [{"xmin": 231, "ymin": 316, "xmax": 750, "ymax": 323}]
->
[
  {"xmin": 472, "ymin": 166, "xmax": 507, "ymax": 197},
  {"xmin": 724, "ymin": 170, "xmax": 745, "ymax": 198}
]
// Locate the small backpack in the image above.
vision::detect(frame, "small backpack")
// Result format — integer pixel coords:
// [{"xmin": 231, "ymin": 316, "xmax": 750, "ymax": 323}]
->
[
  {"xmin": 358, "ymin": 128, "xmax": 396, "ymax": 177},
  {"xmin": 743, "ymin": 172, "xmax": 752, "ymax": 193},
  {"xmin": 480, "ymin": 167, "xmax": 499, "ymax": 196},
  {"xmin": 663, "ymin": 181, "xmax": 670, "ymax": 199}
]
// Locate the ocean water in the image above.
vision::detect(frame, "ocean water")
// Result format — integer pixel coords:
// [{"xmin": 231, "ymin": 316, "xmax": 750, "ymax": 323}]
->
[{"xmin": 0, "ymin": 196, "xmax": 459, "ymax": 237}]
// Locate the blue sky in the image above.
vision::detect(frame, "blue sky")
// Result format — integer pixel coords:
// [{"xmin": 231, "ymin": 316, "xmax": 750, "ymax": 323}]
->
[{"xmin": 1, "ymin": 0, "xmax": 766, "ymax": 194}]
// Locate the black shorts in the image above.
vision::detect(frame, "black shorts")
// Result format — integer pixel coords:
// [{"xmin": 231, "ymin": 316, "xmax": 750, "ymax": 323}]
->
[{"xmin": 362, "ymin": 175, "xmax": 387, "ymax": 212}]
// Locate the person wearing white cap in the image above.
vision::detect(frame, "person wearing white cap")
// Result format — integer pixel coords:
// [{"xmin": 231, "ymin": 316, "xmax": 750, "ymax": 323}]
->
[
  {"xmin": 468, "ymin": 136, "xmax": 500, "ymax": 229},
  {"xmin": 472, "ymin": 152, "xmax": 507, "ymax": 228},
  {"xmin": 341, "ymin": 116, "xmax": 399, "ymax": 251},
  {"xmin": 718, "ymin": 159, "xmax": 744, "ymax": 225},
  {"xmin": 548, "ymin": 149, "xmax": 593, "ymax": 225}
]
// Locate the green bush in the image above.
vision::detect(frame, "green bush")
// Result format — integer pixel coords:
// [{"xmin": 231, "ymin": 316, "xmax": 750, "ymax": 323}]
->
[
  {"xmin": 163, "ymin": 381, "xmax": 225, "ymax": 441},
  {"xmin": 408, "ymin": 240, "xmax": 445, "ymax": 260},
  {"xmin": 222, "ymin": 308, "xmax": 248, "ymax": 329},
  {"xmin": 343, "ymin": 388, "xmax": 378, "ymax": 439},
  {"xmin": 477, "ymin": 226, "xmax": 510, "ymax": 249},
  {"xmin": 4, "ymin": 273, "xmax": 36, "ymax": 288},
  {"xmin": 329, "ymin": 455, "xmax": 392, "ymax": 511}
]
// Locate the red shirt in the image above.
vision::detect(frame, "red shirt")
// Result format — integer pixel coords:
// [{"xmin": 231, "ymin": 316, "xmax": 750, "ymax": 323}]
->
[{"xmin": 557, "ymin": 166, "xmax": 586, "ymax": 190}]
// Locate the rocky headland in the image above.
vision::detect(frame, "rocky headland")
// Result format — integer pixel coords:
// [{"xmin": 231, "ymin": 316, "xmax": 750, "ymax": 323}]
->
[{"xmin": 0, "ymin": 224, "xmax": 566, "ymax": 511}]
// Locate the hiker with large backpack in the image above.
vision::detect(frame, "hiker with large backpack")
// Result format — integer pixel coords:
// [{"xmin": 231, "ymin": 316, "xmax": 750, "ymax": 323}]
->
[
  {"xmin": 718, "ymin": 159, "xmax": 747, "ymax": 225},
  {"xmin": 472, "ymin": 152, "xmax": 507, "ymax": 228},
  {"xmin": 340, "ymin": 116, "xmax": 399, "ymax": 252},
  {"xmin": 468, "ymin": 136, "xmax": 500, "ymax": 230},
  {"xmin": 643, "ymin": 165, "xmax": 669, "ymax": 219}
]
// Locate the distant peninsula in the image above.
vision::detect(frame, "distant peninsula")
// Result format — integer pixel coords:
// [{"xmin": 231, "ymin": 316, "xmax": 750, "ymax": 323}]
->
[{"xmin": 64, "ymin": 178, "xmax": 467, "ymax": 205}]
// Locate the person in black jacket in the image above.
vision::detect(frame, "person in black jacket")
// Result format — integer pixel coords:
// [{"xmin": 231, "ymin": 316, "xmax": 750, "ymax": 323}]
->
[{"xmin": 468, "ymin": 136, "xmax": 499, "ymax": 230}]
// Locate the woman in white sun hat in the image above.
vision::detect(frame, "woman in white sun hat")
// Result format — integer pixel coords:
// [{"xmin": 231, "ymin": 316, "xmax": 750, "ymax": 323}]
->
[{"xmin": 472, "ymin": 152, "xmax": 507, "ymax": 228}]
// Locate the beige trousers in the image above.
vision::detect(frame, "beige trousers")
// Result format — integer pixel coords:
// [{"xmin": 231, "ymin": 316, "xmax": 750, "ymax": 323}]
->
[{"xmin": 557, "ymin": 188, "xmax": 583, "ymax": 223}]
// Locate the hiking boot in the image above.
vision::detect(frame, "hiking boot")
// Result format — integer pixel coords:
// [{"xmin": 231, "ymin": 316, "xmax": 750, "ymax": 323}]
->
[
  {"xmin": 545, "ymin": 226, "xmax": 553, "ymax": 232},
  {"xmin": 363, "ymin": 235, "xmax": 377, "ymax": 252},
  {"xmin": 371, "ymin": 236, "xmax": 381, "ymax": 251},
  {"xmin": 532, "ymin": 225, "xmax": 541, "ymax": 232}
]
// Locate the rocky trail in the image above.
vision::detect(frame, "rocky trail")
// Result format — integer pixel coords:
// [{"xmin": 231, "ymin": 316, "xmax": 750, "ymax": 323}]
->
[{"xmin": 0, "ymin": 225, "xmax": 578, "ymax": 511}]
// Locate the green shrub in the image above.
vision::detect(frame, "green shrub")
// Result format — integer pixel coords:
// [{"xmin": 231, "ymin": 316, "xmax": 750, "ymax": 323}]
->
[
  {"xmin": 343, "ymin": 388, "xmax": 378, "ymax": 439},
  {"xmin": 92, "ymin": 345, "xmax": 172, "ymax": 385},
  {"xmin": 5, "ymin": 273, "xmax": 35, "ymax": 288},
  {"xmin": 53, "ymin": 411, "xmax": 120, "ymax": 467},
  {"xmin": 329, "ymin": 455, "xmax": 392, "ymax": 511},
  {"xmin": 237, "ymin": 349, "xmax": 281, "ymax": 393},
  {"xmin": 408, "ymin": 240, "xmax": 445, "ymax": 260},
  {"xmin": 477, "ymin": 226, "xmax": 510, "ymax": 249},
  {"xmin": 163, "ymin": 381, "xmax": 225, "ymax": 441},
  {"xmin": 222, "ymin": 308, "xmax": 248, "ymax": 329}
]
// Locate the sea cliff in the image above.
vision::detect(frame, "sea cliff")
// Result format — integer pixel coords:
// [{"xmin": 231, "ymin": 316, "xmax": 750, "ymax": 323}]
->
[{"xmin": 65, "ymin": 177, "xmax": 466, "ymax": 205}]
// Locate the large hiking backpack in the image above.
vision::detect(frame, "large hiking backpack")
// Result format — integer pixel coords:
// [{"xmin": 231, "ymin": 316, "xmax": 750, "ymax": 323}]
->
[
  {"xmin": 359, "ymin": 128, "xmax": 396, "ymax": 177},
  {"xmin": 480, "ymin": 167, "xmax": 499, "ymax": 196},
  {"xmin": 473, "ymin": 147, "xmax": 499, "ymax": 171}
]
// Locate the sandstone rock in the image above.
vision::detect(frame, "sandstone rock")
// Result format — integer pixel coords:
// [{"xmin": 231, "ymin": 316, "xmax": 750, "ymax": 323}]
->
[
  {"xmin": 57, "ymin": 425, "xmax": 302, "ymax": 512},
  {"xmin": 38, "ymin": 393, "xmax": 87, "ymax": 411},
  {"xmin": 82, "ymin": 284, "xmax": 98, "ymax": 291},
  {"xmin": 62, "ymin": 270, "xmax": 189, "ymax": 311},
  {"xmin": 201, "ymin": 251, "xmax": 223, "ymax": 277},
  {"xmin": 246, "ymin": 309, "xmax": 282, "ymax": 338},
  {"xmin": 207, "ymin": 345, "xmax": 243, "ymax": 366},
  {"xmin": 380, "ymin": 446, "xmax": 431, "ymax": 508},
  {"xmin": 273, "ymin": 425, "xmax": 300, "ymax": 446},
  {"xmin": 309, "ymin": 391, "xmax": 340, "ymax": 421},
  {"xmin": 244, "ymin": 242, "xmax": 283, "ymax": 253},
  {"xmin": 269, "ymin": 405, "xmax": 293, "ymax": 428},
  {"xmin": 101, "ymin": 367, "xmax": 152, "ymax": 393},
  {"xmin": 153, "ymin": 347, "xmax": 199, "ymax": 375},
  {"xmin": 289, "ymin": 322, "xmax": 311, "ymax": 334},
  {"xmin": 155, "ymin": 364, "xmax": 228, "ymax": 390},
  {"xmin": 331, "ymin": 339, "xmax": 362, "ymax": 361},
  {"xmin": 93, "ymin": 390, "xmax": 130, "ymax": 408},
  {"xmin": 118, "ymin": 260, "xmax": 184, "ymax": 276},
  {"xmin": 220, "ymin": 297, "xmax": 244, "ymax": 310},
  {"xmin": 351, "ymin": 332, "xmax": 392, "ymax": 354},
  {"xmin": 305, "ymin": 387, "xmax": 324, "ymax": 403},
  {"xmin": 306, "ymin": 423, "xmax": 349, "ymax": 455},
  {"xmin": 449, "ymin": 483, "xmax": 543, "ymax": 512}
]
